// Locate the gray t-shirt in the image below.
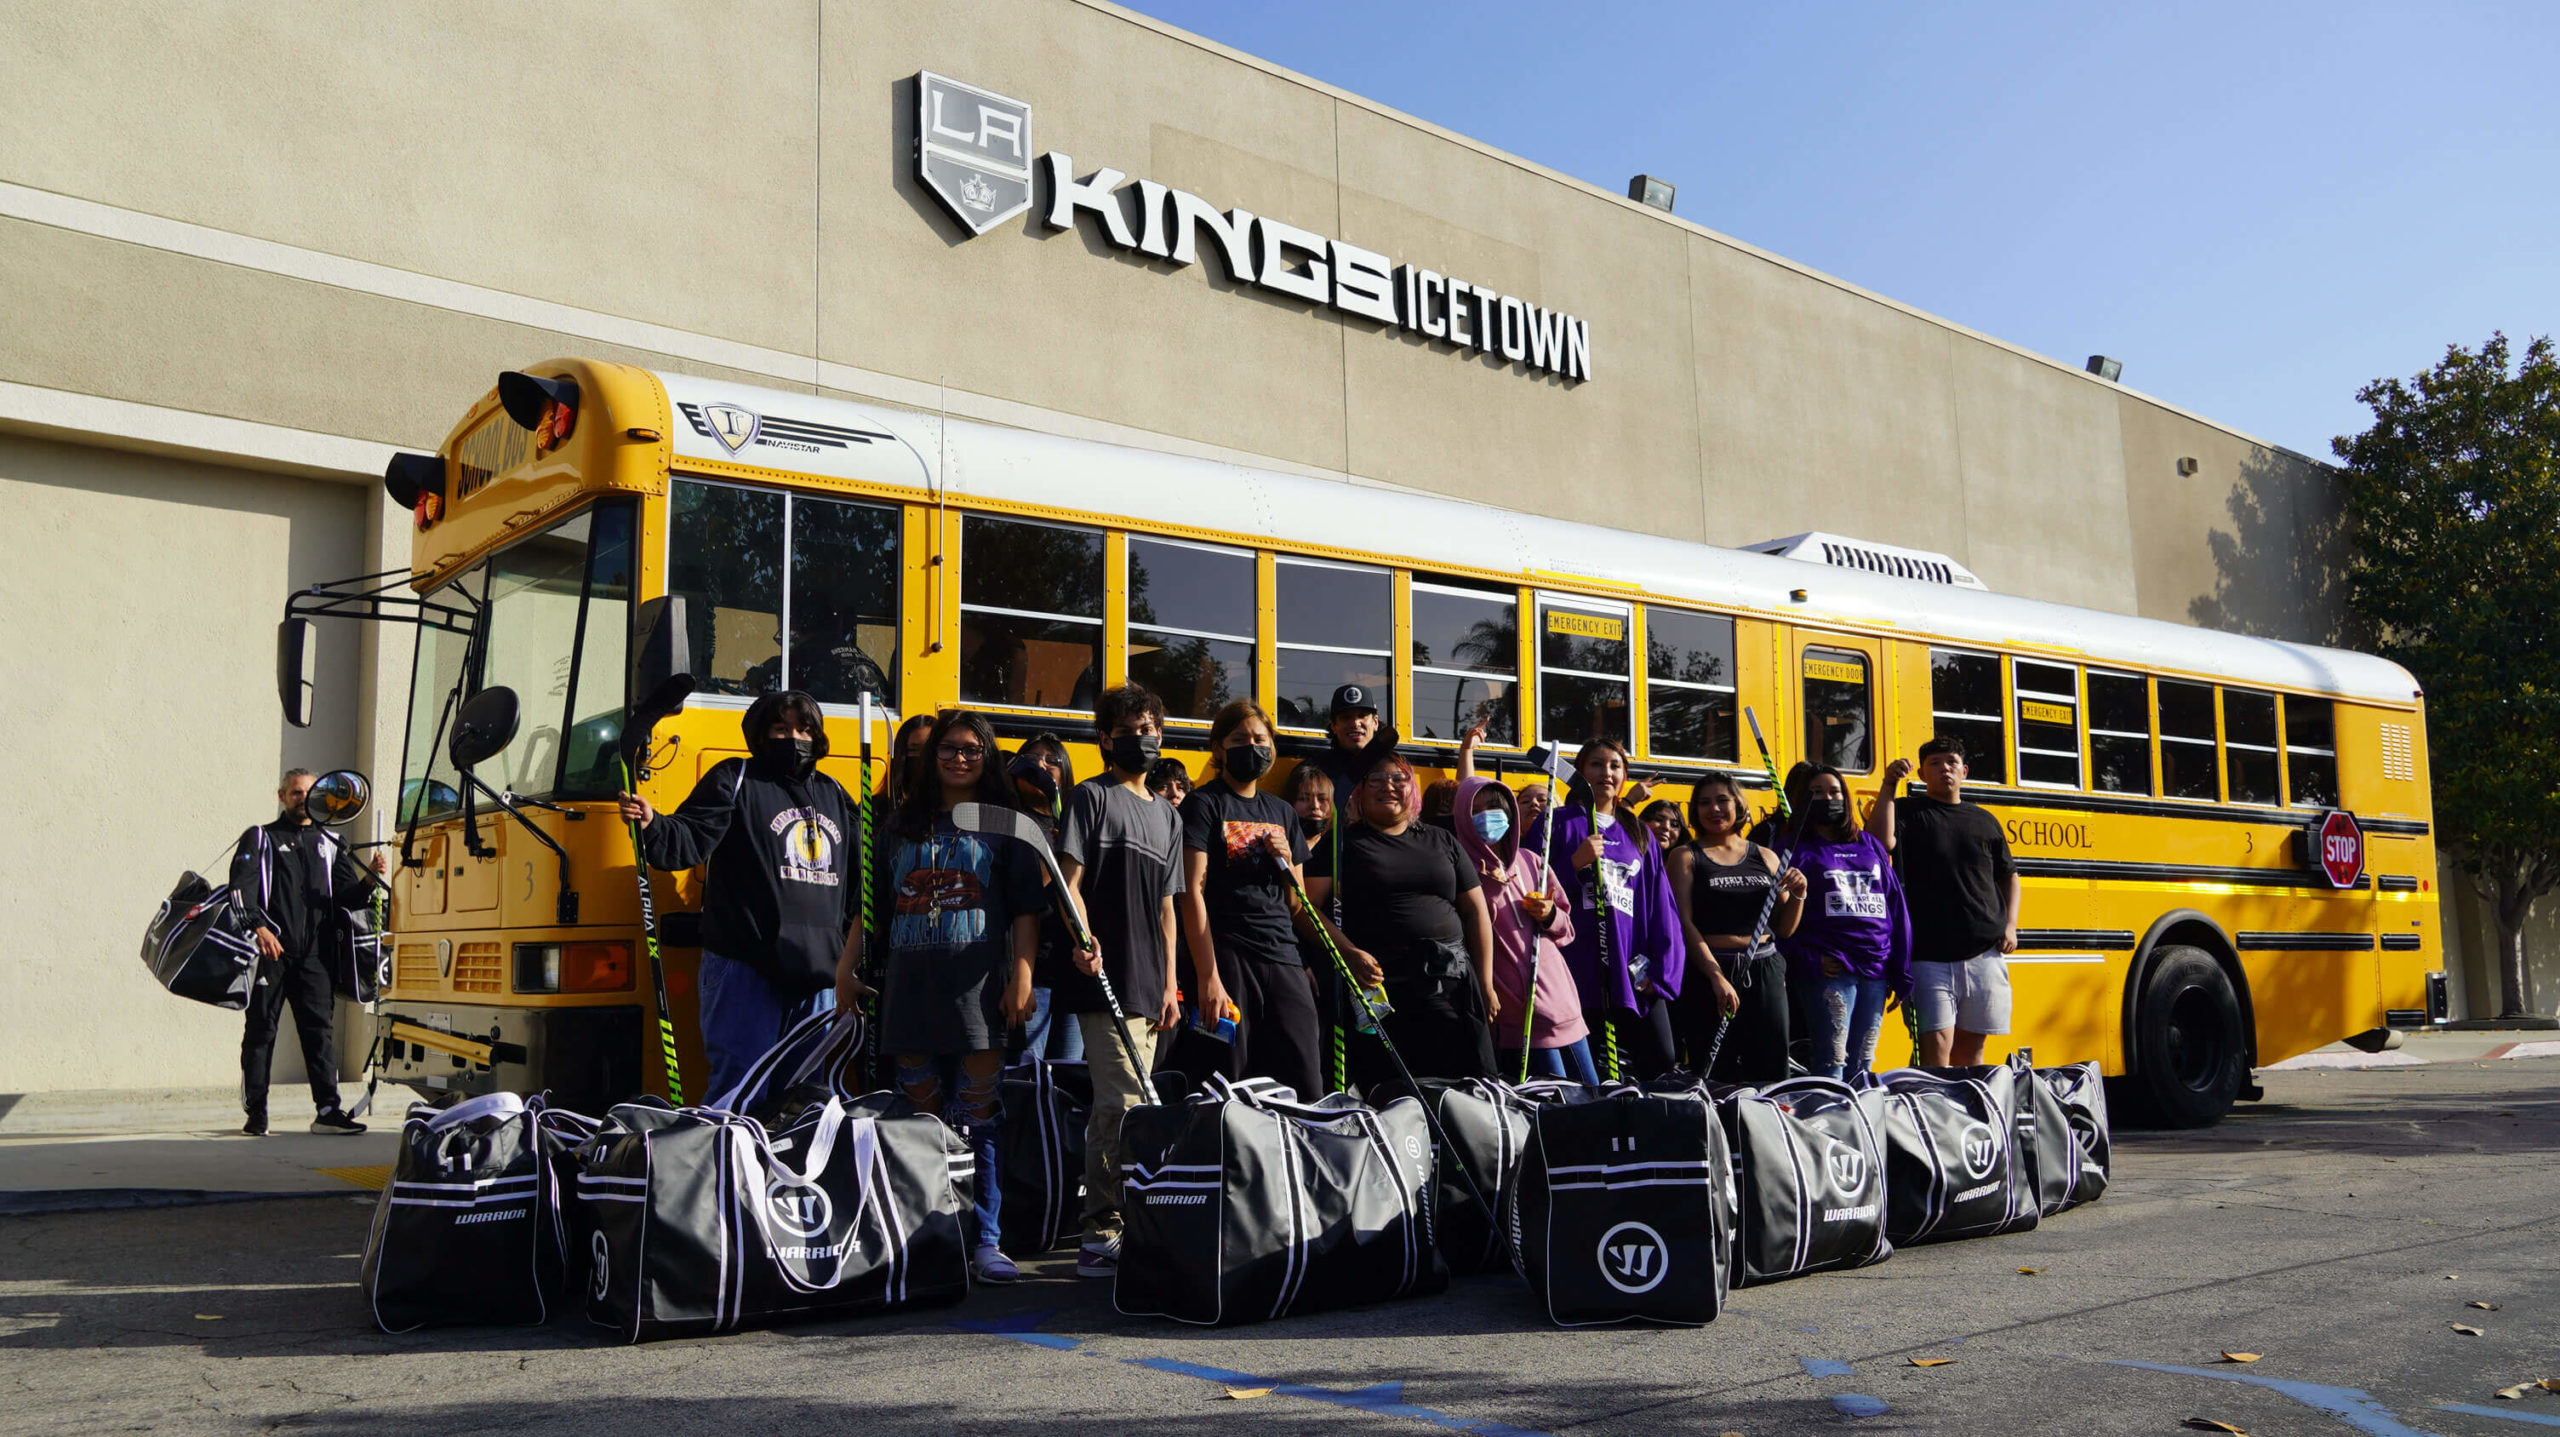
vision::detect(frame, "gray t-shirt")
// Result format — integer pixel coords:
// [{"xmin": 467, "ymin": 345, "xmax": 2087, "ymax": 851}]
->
[{"xmin": 1056, "ymin": 776, "xmax": 1185, "ymax": 1014}]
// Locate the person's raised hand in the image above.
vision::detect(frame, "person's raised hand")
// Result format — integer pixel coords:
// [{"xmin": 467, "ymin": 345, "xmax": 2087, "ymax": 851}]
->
[
  {"xmin": 617, "ymin": 792, "xmax": 654, "ymax": 827},
  {"xmin": 1881, "ymin": 757, "xmax": 1914, "ymax": 791}
]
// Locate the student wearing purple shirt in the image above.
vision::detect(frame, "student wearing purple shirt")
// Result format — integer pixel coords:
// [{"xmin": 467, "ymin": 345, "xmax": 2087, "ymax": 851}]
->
[
  {"xmin": 1777, "ymin": 764, "xmax": 1912, "ymax": 1080},
  {"xmin": 1528, "ymin": 739, "xmax": 1685, "ymax": 1081}
]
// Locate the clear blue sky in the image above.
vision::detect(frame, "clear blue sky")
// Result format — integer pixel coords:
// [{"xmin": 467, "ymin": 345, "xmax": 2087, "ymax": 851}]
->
[{"xmin": 1121, "ymin": 1, "xmax": 2558, "ymax": 459}]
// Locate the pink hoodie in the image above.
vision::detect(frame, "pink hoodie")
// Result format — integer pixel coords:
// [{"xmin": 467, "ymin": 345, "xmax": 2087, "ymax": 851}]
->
[{"xmin": 1453, "ymin": 776, "xmax": 1588, "ymax": 1049}]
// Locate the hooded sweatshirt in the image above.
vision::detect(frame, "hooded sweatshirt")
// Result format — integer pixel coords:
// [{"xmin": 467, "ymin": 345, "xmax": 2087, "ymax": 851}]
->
[
  {"xmin": 1526, "ymin": 799, "xmax": 1683, "ymax": 1014},
  {"xmin": 1777, "ymin": 827, "xmax": 1912, "ymax": 994},
  {"xmin": 1453, "ymin": 777, "xmax": 1585, "ymax": 1049},
  {"xmin": 639, "ymin": 744, "xmax": 859, "ymax": 996}
]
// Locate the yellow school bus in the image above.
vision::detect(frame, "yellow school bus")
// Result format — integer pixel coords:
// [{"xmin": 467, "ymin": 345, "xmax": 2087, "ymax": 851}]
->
[{"xmin": 289, "ymin": 357, "xmax": 2443, "ymax": 1122}]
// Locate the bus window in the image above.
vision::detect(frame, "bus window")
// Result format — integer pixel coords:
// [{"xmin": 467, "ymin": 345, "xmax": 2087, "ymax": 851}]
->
[
  {"xmin": 1128, "ymin": 536, "xmax": 1255, "ymax": 724},
  {"xmin": 1276, "ymin": 557, "xmax": 1391, "ymax": 730},
  {"xmin": 668, "ymin": 479, "xmax": 783, "ymax": 697},
  {"xmin": 2223, "ymin": 689, "xmax": 2280, "ymax": 806},
  {"xmin": 2158, "ymin": 679, "xmax": 2218, "ymax": 800},
  {"xmin": 786, "ymin": 496, "xmax": 898, "ymax": 708},
  {"xmin": 2014, "ymin": 660, "xmax": 2082, "ymax": 789},
  {"xmin": 960, "ymin": 514, "xmax": 1103, "ymax": 712},
  {"xmin": 1928, "ymin": 649, "xmax": 2006, "ymax": 784},
  {"xmin": 2088, "ymin": 670, "xmax": 2153, "ymax": 794},
  {"xmin": 558, "ymin": 503, "xmax": 635, "ymax": 795},
  {"xmin": 2285, "ymin": 695, "xmax": 2338, "ymax": 808},
  {"xmin": 399, "ymin": 610, "xmax": 470, "ymax": 825},
  {"xmin": 1411, "ymin": 578, "xmax": 1518, "ymax": 744},
  {"xmin": 1802, "ymin": 646, "xmax": 1872, "ymax": 772},
  {"xmin": 1539, "ymin": 595, "xmax": 1631, "ymax": 748},
  {"xmin": 1646, "ymin": 607, "xmax": 1737, "ymax": 762}
]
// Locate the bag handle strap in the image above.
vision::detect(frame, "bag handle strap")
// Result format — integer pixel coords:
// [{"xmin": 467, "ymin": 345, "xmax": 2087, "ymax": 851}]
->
[{"xmin": 726, "ymin": 1102, "xmax": 875, "ymax": 1295}]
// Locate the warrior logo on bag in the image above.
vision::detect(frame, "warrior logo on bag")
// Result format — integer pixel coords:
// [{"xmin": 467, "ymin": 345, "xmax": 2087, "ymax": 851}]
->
[
  {"xmin": 1597, "ymin": 1221, "xmax": 1669, "ymax": 1294},
  {"xmin": 767, "ymin": 1179, "xmax": 834, "ymax": 1239},
  {"xmin": 1826, "ymin": 1141, "xmax": 1869, "ymax": 1196},
  {"xmin": 590, "ymin": 1231, "xmax": 610, "ymax": 1299},
  {"xmin": 1959, "ymin": 1122, "xmax": 1999, "ymax": 1179}
]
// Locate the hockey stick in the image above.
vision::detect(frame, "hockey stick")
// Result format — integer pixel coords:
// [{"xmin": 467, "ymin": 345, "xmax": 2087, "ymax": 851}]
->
[
  {"xmin": 948, "ymin": 801, "xmax": 1148, "ymax": 1080},
  {"xmin": 855, "ymin": 692, "xmax": 882, "ymax": 1088},
  {"xmin": 620, "ymin": 673, "xmax": 696, "ymax": 1105},
  {"xmin": 1270, "ymin": 858, "xmax": 1498, "ymax": 1229},
  {"xmin": 1519, "ymin": 742, "xmax": 1573, "ymax": 1083}
]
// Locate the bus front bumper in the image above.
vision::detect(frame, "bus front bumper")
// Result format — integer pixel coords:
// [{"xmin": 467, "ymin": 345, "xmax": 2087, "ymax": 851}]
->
[{"xmin": 372, "ymin": 1000, "xmax": 643, "ymax": 1110}]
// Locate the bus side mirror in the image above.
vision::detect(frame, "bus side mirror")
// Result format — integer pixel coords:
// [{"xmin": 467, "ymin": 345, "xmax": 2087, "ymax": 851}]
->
[
  {"xmin": 631, "ymin": 595, "xmax": 692, "ymax": 700},
  {"xmin": 278, "ymin": 618, "xmax": 317, "ymax": 728},
  {"xmin": 450, "ymin": 687, "xmax": 521, "ymax": 770},
  {"xmin": 306, "ymin": 769, "xmax": 372, "ymax": 827}
]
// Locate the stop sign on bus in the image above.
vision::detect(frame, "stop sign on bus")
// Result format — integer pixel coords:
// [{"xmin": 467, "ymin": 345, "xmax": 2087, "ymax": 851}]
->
[{"xmin": 2317, "ymin": 810, "xmax": 2365, "ymax": 888}]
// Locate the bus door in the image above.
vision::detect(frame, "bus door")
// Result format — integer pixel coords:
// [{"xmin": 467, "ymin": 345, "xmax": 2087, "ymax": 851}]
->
[{"xmin": 1787, "ymin": 631, "xmax": 1889, "ymax": 794}]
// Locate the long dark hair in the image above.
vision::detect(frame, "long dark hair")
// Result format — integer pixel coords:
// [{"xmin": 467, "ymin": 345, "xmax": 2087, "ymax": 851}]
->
[
  {"xmin": 884, "ymin": 711, "xmax": 937, "ymax": 804},
  {"xmin": 1687, "ymin": 772, "xmax": 1750, "ymax": 841},
  {"xmin": 897, "ymin": 709, "xmax": 1013, "ymax": 840}
]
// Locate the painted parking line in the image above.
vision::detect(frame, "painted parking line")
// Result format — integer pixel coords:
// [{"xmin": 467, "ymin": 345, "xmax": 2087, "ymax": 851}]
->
[
  {"xmin": 953, "ymin": 1311, "xmax": 1555, "ymax": 1435},
  {"xmin": 2114, "ymin": 1361, "xmax": 2439, "ymax": 1437}
]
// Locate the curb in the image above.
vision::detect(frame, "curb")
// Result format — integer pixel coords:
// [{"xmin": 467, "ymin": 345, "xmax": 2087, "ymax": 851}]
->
[
  {"xmin": 0, "ymin": 1188, "xmax": 363, "ymax": 1217},
  {"xmin": 2265, "ymin": 1038, "xmax": 2560, "ymax": 1072}
]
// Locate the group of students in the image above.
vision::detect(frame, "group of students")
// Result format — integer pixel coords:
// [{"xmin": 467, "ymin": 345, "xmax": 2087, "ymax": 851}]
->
[{"xmin": 618, "ymin": 682, "xmax": 2023, "ymax": 1289}]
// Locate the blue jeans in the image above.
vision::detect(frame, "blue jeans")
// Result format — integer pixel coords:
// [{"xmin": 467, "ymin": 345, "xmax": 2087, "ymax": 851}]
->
[
  {"xmin": 1812, "ymin": 975, "xmax": 1891, "ymax": 1080},
  {"xmin": 1021, "ymin": 986, "xmax": 1086, "ymax": 1062},
  {"xmin": 893, "ymin": 1051, "xmax": 1005, "ymax": 1252},
  {"xmin": 1524, "ymin": 1038, "xmax": 1602, "ymax": 1086},
  {"xmin": 697, "ymin": 950, "xmax": 835, "ymax": 1105}
]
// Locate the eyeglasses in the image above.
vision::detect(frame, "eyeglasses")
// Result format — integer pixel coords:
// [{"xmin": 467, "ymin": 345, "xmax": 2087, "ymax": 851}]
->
[
  {"xmin": 1362, "ymin": 774, "xmax": 1416, "ymax": 791},
  {"xmin": 937, "ymin": 743, "xmax": 988, "ymax": 761}
]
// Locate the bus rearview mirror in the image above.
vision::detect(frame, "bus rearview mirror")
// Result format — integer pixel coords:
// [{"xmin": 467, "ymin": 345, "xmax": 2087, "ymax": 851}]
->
[
  {"xmin": 449, "ymin": 687, "xmax": 522, "ymax": 770},
  {"xmin": 277, "ymin": 618, "xmax": 317, "ymax": 729},
  {"xmin": 631, "ymin": 595, "xmax": 692, "ymax": 700},
  {"xmin": 306, "ymin": 769, "xmax": 372, "ymax": 827}
]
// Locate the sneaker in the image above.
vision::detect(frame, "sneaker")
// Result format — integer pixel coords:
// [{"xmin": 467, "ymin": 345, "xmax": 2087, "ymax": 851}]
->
[
  {"xmin": 1075, "ymin": 1236, "xmax": 1121, "ymax": 1279},
  {"xmin": 309, "ymin": 1110, "xmax": 367, "ymax": 1136},
  {"xmin": 972, "ymin": 1245, "xmax": 1020, "ymax": 1285},
  {"xmin": 240, "ymin": 1113, "xmax": 268, "ymax": 1137}
]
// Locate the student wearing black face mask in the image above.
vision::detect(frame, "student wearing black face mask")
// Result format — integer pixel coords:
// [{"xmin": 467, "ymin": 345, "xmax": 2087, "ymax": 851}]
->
[
  {"xmin": 1054, "ymin": 684, "xmax": 1185, "ymax": 1277},
  {"xmin": 1178, "ymin": 698, "xmax": 1322, "ymax": 1098},
  {"xmin": 618, "ymin": 690, "xmax": 860, "ymax": 1102}
]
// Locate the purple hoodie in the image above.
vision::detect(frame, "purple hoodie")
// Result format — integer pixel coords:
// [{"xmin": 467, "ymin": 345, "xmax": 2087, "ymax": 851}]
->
[
  {"xmin": 1525, "ymin": 800, "xmax": 1683, "ymax": 1014},
  {"xmin": 1777, "ymin": 828, "xmax": 1912, "ymax": 994},
  {"xmin": 1453, "ymin": 777, "xmax": 1587, "ymax": 1049}
]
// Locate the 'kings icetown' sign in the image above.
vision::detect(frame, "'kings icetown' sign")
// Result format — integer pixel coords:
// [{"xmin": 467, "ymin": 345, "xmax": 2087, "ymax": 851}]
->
[{"xmin": 915, "ymin": 71, "xmax": 1592, "ymax": 383}]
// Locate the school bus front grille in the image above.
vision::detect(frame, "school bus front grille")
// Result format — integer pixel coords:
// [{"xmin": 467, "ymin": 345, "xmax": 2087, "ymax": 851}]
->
[
  {"xmin": 451, "ymin": 942, "xmax": 505, "ymax": 994},
  {"xmin": 394, "ymin": 944, "xmax": 439, "ymax": 991}
]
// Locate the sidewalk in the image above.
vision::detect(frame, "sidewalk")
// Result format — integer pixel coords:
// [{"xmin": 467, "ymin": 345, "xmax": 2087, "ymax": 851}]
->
[
  {"xmin": 0, "ymin": 1082, "xmax": 417, "ymax": 1215},
  {"xmin": 2263, "ymin": 1028, "xmax": 2560, "ymax": 1072}
]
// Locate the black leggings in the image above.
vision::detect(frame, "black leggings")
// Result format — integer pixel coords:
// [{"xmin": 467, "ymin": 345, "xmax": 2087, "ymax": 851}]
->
[
  {"xmin": 1589, "ymin": 997, "xmax": 1679, "ymax": 1082},
  {"xmin": 1677, "ymin": 947, "xmax": 1791, "ymax": 1085}
]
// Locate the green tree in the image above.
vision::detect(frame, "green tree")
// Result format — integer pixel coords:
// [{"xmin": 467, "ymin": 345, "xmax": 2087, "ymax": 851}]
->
[{"xmin": 2334, "ymin": 333, "xmax": 2560, "ymax": 1016}]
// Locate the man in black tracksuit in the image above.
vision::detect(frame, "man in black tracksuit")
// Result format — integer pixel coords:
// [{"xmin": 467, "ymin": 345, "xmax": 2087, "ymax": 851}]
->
[
  {"xmin": 233, "ymin": 768, "xmax": 379, "ymax": 1136},
  {"xmin": 620, "ymin": 690, "xmax": 861, "ymax": 1103}
]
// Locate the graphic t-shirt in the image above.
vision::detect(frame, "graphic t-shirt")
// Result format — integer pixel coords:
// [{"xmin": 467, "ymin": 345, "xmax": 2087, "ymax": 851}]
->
[
  {"xmin": 1057, "ymin": 777, "xmax": 1185, "ymax": 1014},
  {"xmin": 871, "ymin": 812, "xmax": 1048, "ymax": 1053},
  {"xmin": 1180, "ymin": 783, "xmax": 1309, "ymax": 966},
  {"xmin": 1779, "ymin": 830, "xmax": 1911, "ymax": 990},
  {"xmin": 1892, "ymin": 794, "xmax": 2017, "ymax": 964}
]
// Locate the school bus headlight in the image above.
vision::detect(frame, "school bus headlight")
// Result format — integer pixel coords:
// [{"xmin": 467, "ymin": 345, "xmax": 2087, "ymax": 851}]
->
[{"xmin": 512, "ymin": 942, "xmax": 633, "ymax": 994}]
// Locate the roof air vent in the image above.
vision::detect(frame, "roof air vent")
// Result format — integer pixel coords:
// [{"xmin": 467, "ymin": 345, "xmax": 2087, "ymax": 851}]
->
[{"xmin": 1741, "ymin": 532, "xmax": 1988, "ymax": 591}]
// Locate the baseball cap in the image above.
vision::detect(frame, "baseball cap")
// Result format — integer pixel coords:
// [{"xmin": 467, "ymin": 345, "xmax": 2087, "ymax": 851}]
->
[{"xmin": 1329, "ymin": 684, "xmax": 1379, "ymax": 717}]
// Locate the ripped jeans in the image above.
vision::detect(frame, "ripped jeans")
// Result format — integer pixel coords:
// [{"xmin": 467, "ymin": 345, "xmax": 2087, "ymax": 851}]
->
[
  {"xmin": 1809, "ymin": 975, "xmax": 1892, "ymax": 1081},
  {"xmin": 895, "ymin": 1049, "xmax": 1006, "ymax": 1252}
]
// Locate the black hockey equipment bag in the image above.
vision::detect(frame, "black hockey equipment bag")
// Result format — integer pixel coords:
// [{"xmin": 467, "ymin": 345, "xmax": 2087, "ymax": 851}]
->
[
  {"xmin": 1116, "ymin": 1076, "xmax": 1446, "ymax": 1326},
  {"xmin": 707, "ymin": 1005, "xmax": 867, "ymax": 1123},
  {"xmin": 361, "ymin": 1092, "xmax": 552, "ymax": 1332},
  {"xmin": 581, "ymin": 1091, "xmax": 974, "ymax": 1342},
  {"xmin": 1861, "ymin": 1052, "xmax": 2042, "ymax": 1246},
  {"xmin": 997, "ymin": 1055, "xmax": 1091, "ymax": 1257},
  {"xmin": 1513, "ymin": 1088, "xmax": 1740, "ymax": 1327},
  {"xmin": 1719, "ymin": 1076, "xmax": 1893, "ymax": 1285},
  {"xmin": 1382, "ymin": 1078, "xmax": 1535, "ymax": 1275},
  {"xmin": 2032, "ymin": 1060, "xmax": 2110, "ymax": 1214},
  {"xmin": 139, "ymin": 871, "xmax": 259, "ymax": 1010}
]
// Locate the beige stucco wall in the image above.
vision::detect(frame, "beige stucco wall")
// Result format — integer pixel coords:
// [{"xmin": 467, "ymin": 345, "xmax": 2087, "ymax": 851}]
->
[
  {"xmin": 0, "ymin": 436, "xmax": 371, "ymax": 1093},
  {"xmin": 4, "ymin": 0, "xmax": 2449, "ymax": 1099}
]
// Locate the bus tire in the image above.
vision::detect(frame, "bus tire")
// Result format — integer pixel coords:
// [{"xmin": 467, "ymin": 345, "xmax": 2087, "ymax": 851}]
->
[{"xmin": 2129, "ymin": 945, "xmax": 2249, "ymax": 1128}]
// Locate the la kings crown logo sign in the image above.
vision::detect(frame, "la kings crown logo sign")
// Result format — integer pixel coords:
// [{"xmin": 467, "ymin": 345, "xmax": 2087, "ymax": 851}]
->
[{"xmin": 918, "ymin": 73, "xmax": 1033, "ymax": 235}]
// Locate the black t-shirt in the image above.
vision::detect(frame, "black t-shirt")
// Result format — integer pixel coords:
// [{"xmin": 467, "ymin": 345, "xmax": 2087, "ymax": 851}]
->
[
  {"xmin": 1180, "ymin": 783, "xmax": 1309, "ymax": 966},
  {"xmin": 1056, "ymin": 777, "xmax": 1185, "ymax": 1014},
  {"xmin": 1893, "ymin": 794, "xmax": 2017, "ymax": 964},
  {"xmin": 1309, "ymin": 821, "xmax": 1482, "ymax": 969}
]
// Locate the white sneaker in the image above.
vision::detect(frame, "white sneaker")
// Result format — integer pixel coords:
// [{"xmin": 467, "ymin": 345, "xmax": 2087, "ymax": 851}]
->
[
  {"xmin": 972, "ymin": 1245, "xmax": 1020, "ymax": 1284},
  {"xmin": 1076, "ymin": 1235, "xmax": 1121, "ymax": 1278}
]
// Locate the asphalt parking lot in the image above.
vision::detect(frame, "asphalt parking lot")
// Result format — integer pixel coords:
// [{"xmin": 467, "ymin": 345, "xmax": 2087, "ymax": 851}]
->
[{"xmin": 3, "ymin": 1056, "xmax": 2555, "ymax": 1436}]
